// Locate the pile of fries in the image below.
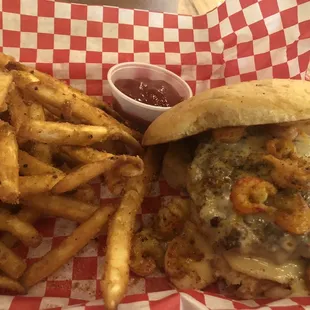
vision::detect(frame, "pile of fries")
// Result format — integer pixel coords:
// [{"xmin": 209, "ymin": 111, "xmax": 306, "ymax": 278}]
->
[{"xmin": 0, "ymin": 52, "xmax": 163, "ymax": 310}]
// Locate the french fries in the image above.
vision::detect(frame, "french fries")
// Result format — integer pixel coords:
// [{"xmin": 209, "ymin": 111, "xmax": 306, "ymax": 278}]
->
[
  {"xmin": 8, "ymin": 63, "xmax": 140, "ymax": 138},
  {"xmin": 43, "ymin": 107, "xmax": 61, "ymax": 121},
  {"xmin": 21, "ymin": 205, "xmax": 115, "ymax": 289},
  {"xmin": 0, "ymin": 121, "xmax": 19, "ymax": 203},
  {"xmin": 94, "ymin": 140, "xmax": 128, "ymax": 154},
  {"xmin": 0, "ymin": 52, "xmax": 149, "ymax": 304},
  {"xmin": 0, "ymin": 209, "xmax": 41, "ymax": 247},
  {"xmin": 101, "ymin": 146, "xmax": 164, "ymax": 310},
  {"xmin": 52, "ymin": 161, "xmax": 115, "ymax": 194},
  {"xmin": 60, "ymin": 146, "xmax": 144, "ymax": 177},
  {"xmin": 26, "ymin": 82, "xmax": 117, "ymax": 127},
  {"xmin": 0, "ymin": 275, "xmax": 25, "ymax": 294},
  {"xmin": 19, "ymin": 150, "xmax": 63, "ymax": 176},
  {"xmin": 19, "ymin": 174, "xmax": 65, "ymax": 196},
  {"xmin": 21, "ymin": 194, "xmax": 98, "ymax": 223},
  {"xmin": 0, "ymin": 53, "xmax": 14, "ymax": 70},
  {"xmin": 13, "ymin": 72, "xmax": 80, "ymax": 124},
  {"xmin": 52, "ymin": 155, "xmax": 143, "ymax": 194},
  {"xmin": 1, "ymin": 208, "xmax": 40, "ymax": 248},
  {"xmin": 105, "ymin": 171, "xmax": 127, "ymax": 196},
  {"xmin": 0, "ymin": 72, "xmax": 13, "ymax": 112},
  {"xmin": 11, "ymin": 70, "xmax": 39, "ymax": 89},
  {"xmin": 7, "ymin": 85, "xmax": 28, "ymax": 134},
  {"xmin": 71, "ymin": 184, "xmax": 98, "ymax": 205},
  {"xmin": 29, "ymin": 143, "xmax": 52, "ymax": 164},
  {"xmin": 0, "ymin": 241, "xmax": 26, "ymax": 279},
  {"xmin": 28, "ymin": 101, "xmax": 45, "ymax": 121},
  {"xmin": 60, "ymin": 146, "xmax": 115, "ymax": 163},
  {"xmin": 5, "ymin": 59, "xmax": 123, "ymax": 122},
  {"xmin": 28, "ymin": 102, "xmax": 52, "ymax": 164},
  {"xmin": 19, "ymin": 120, "xmax": 143, "ymax": 154}
]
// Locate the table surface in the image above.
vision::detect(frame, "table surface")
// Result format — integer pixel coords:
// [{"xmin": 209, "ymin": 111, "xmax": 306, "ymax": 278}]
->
[{"xmin": 64, "ymin": 0, "xmax": 220, "ymax": 14}]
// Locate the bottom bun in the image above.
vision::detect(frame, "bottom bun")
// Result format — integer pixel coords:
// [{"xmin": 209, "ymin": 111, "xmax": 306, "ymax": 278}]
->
[{"xmin": 212, "ymin": 255, "xmax": 293, "ymax": 299}]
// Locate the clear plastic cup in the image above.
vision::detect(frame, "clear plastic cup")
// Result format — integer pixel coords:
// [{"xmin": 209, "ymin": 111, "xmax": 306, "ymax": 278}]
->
[{"xmin": 107, "ymin": 62, "xmax": 193, "ymax": 124}]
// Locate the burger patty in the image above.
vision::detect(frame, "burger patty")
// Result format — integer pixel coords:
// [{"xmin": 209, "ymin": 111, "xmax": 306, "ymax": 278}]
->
[{"xmin": 187, "ymin": 129, "xmax": 310, "ymax": 264}]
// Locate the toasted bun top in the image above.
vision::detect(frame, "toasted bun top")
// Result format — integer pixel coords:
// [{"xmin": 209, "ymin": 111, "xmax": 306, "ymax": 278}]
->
[{"xmin": 142, "ymin": 79, "xmax": 310, "ymax": 146}]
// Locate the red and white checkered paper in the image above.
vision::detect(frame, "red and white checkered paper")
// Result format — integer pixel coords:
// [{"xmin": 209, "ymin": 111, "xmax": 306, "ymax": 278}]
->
[{"xmin": 0, "ymin": 0, "xmax": 310, "ymax": 309}]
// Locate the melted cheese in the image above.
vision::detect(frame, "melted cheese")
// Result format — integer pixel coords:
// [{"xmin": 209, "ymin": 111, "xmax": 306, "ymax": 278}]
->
[
  {"xmin": 223, "ymin": 251, "xmax": 305, "ymax": 285},
  {"xmin": 200, "ymin": 194, "xmax": 232, "ymax": 221}
]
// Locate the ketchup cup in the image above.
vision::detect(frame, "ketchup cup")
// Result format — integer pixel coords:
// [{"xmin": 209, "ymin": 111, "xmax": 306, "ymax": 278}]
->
[{"xmin": 107, "ymin": 62, "xmax": 193, "ymax": 127}]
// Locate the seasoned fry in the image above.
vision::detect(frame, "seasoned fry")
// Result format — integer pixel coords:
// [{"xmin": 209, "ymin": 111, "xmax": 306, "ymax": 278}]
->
[
  {"xmin": 101, "ymin": 146, "xmax": 164, "ymax": 310},
  {"xmin": 0, "ymin": 72, "xmax": 13, "ymax": 112},
  {"xmin": 26, "ymin": 82, "xmax": 111, "ymax": 125},
  {"xmin": 13, "ymin": 72, "xmax": 80, "ymax": 123},
  {"xmin": 0, "ymin": 275, "xmax": 25, "ymax": 294},
  {"xmin": 15, "ymin": 208, "xmax": 40, "ymax": 224},
  {"xmin": 25, "ymin": 82, "xmax": 140, "ymax": 139},
  {"xmin": 19, "ymin": 120, "xmax": 143, "ymax": 154},
  {"xmin": 28, "ymin": 101, "xmax": 45, "ymax": 121},
  {"xmin": 52, "ymin": 161, "xmax": 112, "ymax": 194},
  {"xmin": 20, "ymin": 174, "xmax": 65, "ymax": 196},
  {"xmin": 60, "ymin": 146, "xmax": 143, "ymax": 172},
  {"xmin": 7, "ymin": 85, "xmax": 28, "ymax": 134},
  {"xmin": 11, "ymin": 70, "xmax": 39, "ymax": 89},
  {"xmin": 44, "ymin": 102, "xmax": 77, "ymax": 122},
  {"xmin": 51, "ymin": 145, "xmax": 77, "ymax": 167},
  {"xmin": 44, "ymin": 108, "xmax": 60, "ymax": 121},
  {"xmin": 95, "ymin": 140, "xmax": 128, "ymax": 154},
  {"xmin": 71, "ymin": 184, "xmax": 98, "ymax": 205},
  {"xmin": 0, "ymin": 52, "xmax": 149, "ymax": 305},
  {"xmin": 5, "ymin": 59, "xmax": 121, "ymax": 120},
  {"xmin": 0, "ymin": 241, "xmax": 26, "ymax": 279},
  {"xmin": 42, "ymin": 104, "xmax": 65, "ymax": 121},
  {"xmin": 7, "ymin": 61, "xmax": 137, "ymax": 134},
  {"xmin": 52, "ymin": 155, "xmax": 143, "ymax": 194},
  {"xmin": 19, "ymin": 150, "xmax": 62, "ymax": 176},
  {"xmin": 12, "ymin": 71, "xmax": 81, "ymax": 122},
  {"xmin": 28, "ymin": 102, "xmax": 52, "ymax": 164},
  {"xmin": 0, "ymin": 121, "xmax": 19, "ymax": 203},
  {"xmin": 21, "ymin": 194, "xmax": 98, "ymax": 223},
  {"xmin": 0, "ymin": 52, "xmax": 15, "ymax": 70},
  {"xmin": 126, "ymin": 146, "xmax": 165, "ymax": 195},
  {"xmin": 0, "ymin": 209, "xmax": 41, "ymax": 247},
  {"xmin": 29, "ymin": 143, "xmax": 52, "ymax": 164},
  {"xmin": 1, "ymin": 209, "xmax": 40, "ymax": 248},
  {"xmin": 105, "ymin": 172, "xmax": 127, "ymax": 196},
  {"xmin": 21, "ymin": 205, "xmax": 115, "ymax": 289},
  {"xmin": 58, "ymin": 162, "xmax": 74, "ymax": 173},
  {"xmin": 60, "ymin": 146, "xmax": 114, "ymax": 163}
]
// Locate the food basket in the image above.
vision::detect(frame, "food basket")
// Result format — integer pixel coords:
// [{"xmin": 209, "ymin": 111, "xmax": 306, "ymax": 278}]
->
[{"xmin": 0, "ymin": 0, "xmax": 310, "ymax": 309}]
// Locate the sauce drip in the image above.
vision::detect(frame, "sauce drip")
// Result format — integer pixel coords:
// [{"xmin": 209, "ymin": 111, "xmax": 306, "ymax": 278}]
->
[{"xmin": 114, "ymin": 78, "xmax": 183, "ymax": 107}]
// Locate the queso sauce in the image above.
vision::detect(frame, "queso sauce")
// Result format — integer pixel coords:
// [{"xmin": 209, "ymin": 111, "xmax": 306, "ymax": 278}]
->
[{"xmin": 114, "ymin": 78, "xmax": 183, "ymax": 107}]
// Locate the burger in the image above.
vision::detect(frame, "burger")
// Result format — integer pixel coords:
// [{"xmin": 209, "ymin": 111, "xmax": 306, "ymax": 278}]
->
[{"xmin": 142, "ymin": 79, "xmax": 310, "ymax": 299}]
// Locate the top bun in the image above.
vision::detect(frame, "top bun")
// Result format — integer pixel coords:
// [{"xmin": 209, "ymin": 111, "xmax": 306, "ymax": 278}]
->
[{"xmin": 143, "ymin": 79, "xmax": 310, "ymax": 146}]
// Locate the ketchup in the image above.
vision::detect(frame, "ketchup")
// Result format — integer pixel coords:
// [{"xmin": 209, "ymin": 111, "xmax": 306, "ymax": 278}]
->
[{"xmin": 114, "ymin": 78, "xmax": 183, "ymax": 107}]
